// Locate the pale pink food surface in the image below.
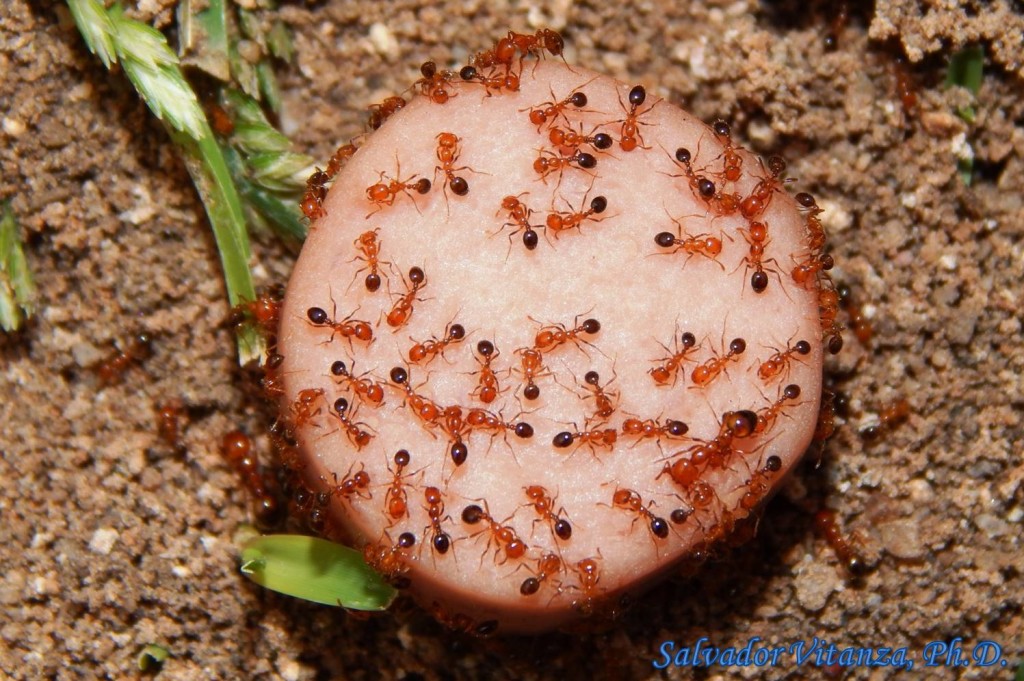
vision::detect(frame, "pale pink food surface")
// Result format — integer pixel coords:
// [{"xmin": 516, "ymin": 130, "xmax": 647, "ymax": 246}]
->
[{"xmin": 277, "ymin": 61, "xmax": 826, "ymax": 633}]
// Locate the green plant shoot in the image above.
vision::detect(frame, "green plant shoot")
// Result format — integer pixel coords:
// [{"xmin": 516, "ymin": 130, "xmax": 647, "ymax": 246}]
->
[
  {"xmin": 67, "ymin": 0, "xmax": 264, "ymax": 364},
  {"xmin": 0, "ymin": 201, "xmax": 36, "ymax": 333},
  {"xmin": 137, "ymin": 643, "xmax": 170, "ymax": 672},
  {"xmin": 944, "ymin": 45, "xmax": 984, "ymax": 186},
  {"xmin": 240, "ymin": 535, "xmax": 397, "ymax": 611}
]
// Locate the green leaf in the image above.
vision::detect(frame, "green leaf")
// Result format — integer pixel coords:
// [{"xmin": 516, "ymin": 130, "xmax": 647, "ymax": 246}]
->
[{"xmin": 240, "ymin": 535, "xmax": 397, "ymax": 610}]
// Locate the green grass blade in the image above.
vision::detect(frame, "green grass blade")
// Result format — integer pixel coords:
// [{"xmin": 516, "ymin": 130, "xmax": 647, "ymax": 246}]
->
[
  {"xmin": 170, "ymin": 126, "xmax": 263, "ymax": 362},
  {"xmin": 241, "ymin": 535, "xmax": 397, "ymax": 610}
]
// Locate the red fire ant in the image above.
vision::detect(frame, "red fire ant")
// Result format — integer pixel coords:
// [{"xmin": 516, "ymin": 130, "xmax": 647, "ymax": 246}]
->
[
  {"xmin": 330, "ymin": 360, "xmax": 386, "ymax": 407},
  {"xmin": 814, "ymin": 389, "xmax": 837, "ymax": 446},
  {"xmin": 609, "ymin": 487, "xmax": 670, "ymax": 539},
  {"xmin": 653, "ymin": 227, "xmax": 724, "ymax": 265},
  {"xmin": 389, "ymin": 366, "xmax": 443, "ymax": 430},
  {"xmin": 95, "ymin": 332, "xmax": 153, "ymax": 386},
  {"xmin": 736, "ymin": 220, "xmax": 782, "ymax": 293},
  {"xmin": 570, "ymin": 556, "xmax": 602, "ymax": 615},
  {"xmin": 794, "ymin": 191, "xmax": 828, "ymax": 254},
  {"xmin": 545, "ymin": 194, "xmax": 608, "ymax": 238},
  {"xmin": 551, "ymin": 425, "xmax": 618, "ymax": 453},
  {"xmin": 659, "ymin": 410, "xmax": 758, "ymax": 490},
  {"xmin": 668, "ymin": 146, "xmax": 741, "ymax": 215},
  {"xmin": 754, "ymin": 383, "xmax": 802, "ymax": 434},
  {"xmin": 837, "ymin": 282, "xmax": 874, "ymax": 347},
  {"xmin": 301, "ymin": 144, "xmax": 358, "ymax": 221},
  {"xmin": 523, "ymin": 485, "xmax": 573, "ymax": 541},
  {"xmin": 471, "ymin": 29, "xmax": 566, "ymax": 76},
  {"xmin": 457, "ymin": 65, "xmax": 520, "ymax": 94},
  {"xmin": 649, "ymin": 330, "xmax": 698, "ymax": 386},
  {"xmin": 155, "ymin": 400, "xmax": 187, "ymax": 454},
  {"xmin": 471, "ymin": 339, "xmax": 502, "ymax": 404},
  {"xmin": 466, "ymin": 407, "xmax": 534, "ymax": 442},
  {"xmin": 439, "ymin": 405, "xmax": 471, "ymax": 467},
  {"xmin": 423, "ymin": 486, "xmax": 453, "ymax": 555},
  {"xmin": 525, "ymin": 85, "xmax": 589, "ymax": 130},
  {"xmin": 581, "ymin": 370, "xmax": 617, "ymax": 421},
  {"xmin": 329, "ymin": 464, "xmax": 372, "ymax": 502},
  {"xmin": 818, "ymin": 281, "xmax": 844, "ymax": 354},
  {"xmin": 515, "ymin": 346, "xmax": 546, "ymax": 400},
  {"xmin": 814, "ymin": 508, "xmax": 868, "ymax": 575},
  {"xmin": 736, "ymin": 455, "xmax": 783, "ymax": 512},
  {"xmin": 739, "ymin": 176, "xmax": 781, "ymax": 222},
  {"xmin": 260, "ymin": 352, "xmax": 286, "ymax": 400},
  {"xmin": 329, "ymin": 396, "xmax": 374, "ymax": 449},
  {"xmin": 710, "ymin": 119, "xmax": 743, "ymax": 184},
  {"xmin": 757, "ymin": 338, "xmax": 811, "ymax": 383},
  {"xmin": 221, "ymin": 430, "xmax": 284, "ymax": 528},
  {"xmin": 364, "ymin": 531, "xmax": 415, "ymax": 582},
  {"xmin": 548, "ymin": 124, "xmax": 613, "ymax": 155},
  {"xmin": 520, "ymin": 553, "xmax": 564, "ymax": 596},
  {"xmin": 690, "ymin": 337, "xmax": 747, "ymax": 388},
  {"xmin": 461, "ymin": 501, "xmax": 528, "ymax": 565},
  {"xmin": 229, "ymin": 285, "xmax": 285, "ymax": 338},
  {"xmin": 289, "ymin": 387, "xmax": 325, "ymax": 431},
  {"xmin": 351, "ymin": 229, "xmax": 387, "ymax": 293},
  {"xmin": 620, "ymin": 417, "xmax": 689, "ymax": 445},
  {"xmin": 507, "ymin": 28, "xmax": 566, "ymax": 66},
  {"xmin": 414, "ymin": 61, "xmax": 457, "ymax": 104},
  {"xmin": 306, "ymin": 301, "xmax": 374, "ymax": 345},
  {"xmin": 532, "ymin": 315, "xmax": 601, "ymax": 353},
  {"xmin": 293, "ymin": 483, "xmax": 335, "ymax": 535},
  {"xmin": 367, "ymin": 95, "xmax": 406, "ymax": 130},
  {"xmin": 384, "ymin": 449, "xmax": 414, "ymax": 521},
  {"xmin": 434, "ymin": 132, "xmax": 474, "ymax": 201},
  {"xmin": 385, "ymin": 266, "xmax": 427, "ymax": 329},
  {"xmin": 533, "ymin": 148, "xmax": 597, "ymax": 185},
  {"xmin": 859, "ymin": 398, "xmax": 910, "ymax": 442},
  {"xmin": 301, "ymin": 168, "xmax": 330, "ymax": 221},
  {"xmin": 792, "ymin": 252, "xmax": 834, "ymax": 288},
  {"xmin": 614, "ymin": 85, "xmax": 656, "ymax": 152},
  {"xmin": 498, "ymin": 193, "xmax": 542, "ymax": 251},
  {"xmin": 408, "ymin": 321, "xmax": 466, "ymax": 364},
  {"xmin": 365, "ymin": 162, "xmax": 432, "ymax": 217},
  {"xmin": 325, "ymin": 143, "xmax": 358, "ymax": 178}
]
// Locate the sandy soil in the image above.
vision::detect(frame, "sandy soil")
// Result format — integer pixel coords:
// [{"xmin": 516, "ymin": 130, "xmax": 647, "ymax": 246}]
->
[{"xmin": 1, "ymin": 1, "xmax": 1022, "ymax": 679}]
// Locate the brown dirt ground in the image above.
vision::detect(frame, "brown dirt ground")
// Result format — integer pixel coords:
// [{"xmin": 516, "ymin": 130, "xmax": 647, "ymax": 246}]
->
[{"xmin": 1, "ymin": 1, "xmax": 1022, "ymax": 679}]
